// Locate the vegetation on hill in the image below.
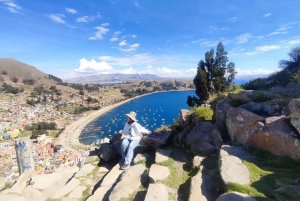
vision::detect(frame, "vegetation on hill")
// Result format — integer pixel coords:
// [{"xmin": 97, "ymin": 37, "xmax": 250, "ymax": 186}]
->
[
  {"xmin": 187, "ymin": 42, "xmax": 237, "ymax": 106},
  {"xmin": 242, "ymin": 46, "xmax": 300, "ymax": 90}
]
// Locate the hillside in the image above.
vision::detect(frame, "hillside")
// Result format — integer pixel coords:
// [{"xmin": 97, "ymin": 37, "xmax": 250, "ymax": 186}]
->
[{"xmin": 64, "ymin": 73, "xmax": 164, "ymax": 84}]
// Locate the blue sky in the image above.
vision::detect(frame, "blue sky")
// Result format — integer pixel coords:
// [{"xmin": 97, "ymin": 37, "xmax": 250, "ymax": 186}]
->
[{"xmin": 1, "ymin": 0, "xmax": 300, "ymax": 80}]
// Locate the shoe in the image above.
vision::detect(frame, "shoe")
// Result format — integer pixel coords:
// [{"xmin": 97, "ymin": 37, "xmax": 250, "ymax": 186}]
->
[{"xmin": 120, "ymin": 163, "xmax": 129, "ymax": 170}]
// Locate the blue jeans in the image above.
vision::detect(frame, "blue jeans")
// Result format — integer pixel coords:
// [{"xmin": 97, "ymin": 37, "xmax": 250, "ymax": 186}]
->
[{"xmin": 121, "ymin": 138, "xmax": 140, "ymax": 165}]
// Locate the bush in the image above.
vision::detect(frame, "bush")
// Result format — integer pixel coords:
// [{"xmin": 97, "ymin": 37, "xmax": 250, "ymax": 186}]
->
[{"xmin": 193, "ymin": 106, "xmax": 213, "ymax": 121}]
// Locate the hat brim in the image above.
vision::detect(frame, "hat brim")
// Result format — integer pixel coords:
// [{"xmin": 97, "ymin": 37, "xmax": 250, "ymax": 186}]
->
[{"xmin": 125, "ymin": 114, "xmax": 137, "ymax": 122}]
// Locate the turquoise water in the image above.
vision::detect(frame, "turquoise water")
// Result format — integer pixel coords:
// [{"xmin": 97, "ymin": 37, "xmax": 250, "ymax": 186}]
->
[{"xmin": 79, "ymin": 90, "xmax": 195, "ymax": 144}]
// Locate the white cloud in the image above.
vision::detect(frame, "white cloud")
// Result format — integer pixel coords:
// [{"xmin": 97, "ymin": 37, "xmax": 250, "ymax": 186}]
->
[
  {"xmin": 277, "ymin": 23, "xmax": 294, "ymax": 31},
  {"xmin": 236, "ymin": 68, "xmax": 273, "ymax": 77},
  {"xmin": 119, "ymin": 40, "xmax": 127, "ymax": 46},
  {"xmin": 264, "ymin": 13, "xmax": 271, "ymax": 17},
  {"xmin": 75, "ymin": 58, "xmax": 114, "ymax": 74},
  {"xmin": 120, "ymin": 68, "xmax": 137, "ymax": 74},
  {"xmin": 229, "ymin": 17, "xmax": 237, "ymax": 22},
  {"xmin": 157, "ymin": 67, "xmax": 182, "ymax": 74},
  {"xmin": 255, "ymin": 45, "xmax": 280, "ymax": 52},
  {"xmin": 110, "ymin": 37, "xmax": 118, "ymax": 41},
  {"xmin": 146, "ymin": 65, "xmax": 152, "ymax": 69},
  {"xmin": 132, "ymin": 34, "xmax": 137, "ymax": 38},
  {"xmin": 185, "ymin": 68, "xmax": 197, "ymax": 74},
  {"xmin": 48, "ymin": 14, "xmax": 66, "ymax": 24},
  {"xmin": 77, "ymin": 13, "xmax": 101, "ymax": 23},
  {"xmin": 99, "ymin": 53, "xmax": 156, "ymax": 66},
  {"xmin": 245, "ymin": 52, "xmax": 258, "ymax": 56},
  {"xmin": 65, "ymin": 8, "xmax": 77, "ymax": 14},
  {"xmin": 209, "ymin": 26, "xmax": 227, "ymax": 33},
  {"xmin": 89, "ymin": 26, "xmax": 109, "ymax": 40},
  {"xmin": 0, "ymin": 0, "xmax": 22, "ymax": 13},
  {"xmin": 120, "ymin": 43, "xmax": 140, "ymax": 52},
  {"xmin": 236, "ymin": 33, "xmax": 252, "ymax": 44},
  {"xmin": 134, "ymin": 1, "xmax": 139, "ymax": 7},
  {"xmin": 101, "ymin": 23, "xmax": 109, "ymax": 27},
  {"xmin": 114, "ymin": 31, "xmax": 121, "ymax": 35}
]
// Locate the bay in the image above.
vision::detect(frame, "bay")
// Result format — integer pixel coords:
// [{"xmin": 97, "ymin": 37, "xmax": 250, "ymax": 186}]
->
[{"xmin": 79, "ymin": 90, "xmax": 195, "ymax": 144}]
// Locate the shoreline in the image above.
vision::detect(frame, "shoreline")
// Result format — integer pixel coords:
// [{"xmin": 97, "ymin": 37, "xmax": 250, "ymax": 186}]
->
[{"xmin": 65, "ymin": 89, "xmax": 194, "ymax": 146}]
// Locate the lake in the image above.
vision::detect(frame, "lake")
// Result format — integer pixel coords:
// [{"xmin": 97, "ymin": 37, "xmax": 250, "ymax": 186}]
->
[{"xmin": 79, "ymin": 90, "xmax": 195, "ymax": 144}]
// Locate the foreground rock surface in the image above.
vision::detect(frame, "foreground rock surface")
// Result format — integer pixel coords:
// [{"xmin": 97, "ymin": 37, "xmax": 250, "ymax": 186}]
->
[
  {"xmin": 219, "ymin": 145, "xmax": 250, "ymax": 185},
  {"xmin": 188, "ymin": 172, "xmax": 207, "ymax": 201},
  {"xmin": 144, "ymin": 183, "xmax": 169, "ymax": 201},
  {"xmin": 148, "ymin": 164, "xmax": 170, "ymax": 183},
  {"xmin": 217, "ymin": 192, "xmax": 257, "ymax": 201}
]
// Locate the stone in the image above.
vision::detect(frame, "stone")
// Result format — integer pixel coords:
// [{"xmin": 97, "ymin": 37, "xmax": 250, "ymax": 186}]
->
[
  {"xmin": 75, "ymin": 163, "xmax": 95, "ymax": 178},
  {"xmin": 193, "ymin": 155, "xmax": 205, "ymax": 168},
  {"xmin": 0, "ymin": 194, "xmax": 27, "ymax": 201},
  {"xmin": 148, "ymin": 164, "xmax": 170, "ymax": 183},
  {"xmin": 0, "ymin": 177, "xmax": 5, "ymax": 190},
  {"xmin": 240, "ymin": 102, "xmax": 276, "ymax": 116},
  {"xmin": 100, "ymin": 162, "xmax": 123, "ymax": 187},
  {"xmin": 143, "ymin": 128, "xmax": 171, "ymax": 149},
  {"xmin": 155, "ymin": 149, "xmax": 171, "ymax": 163},
  {"xmin": 189, "ymin": 172, "xmax": 207, "ymax": 201},
  {"xmin": 84, "ymin": 155, "xmax": 99, "ymax": 163},
  {"xmin": 86, "ymin": 186, "xmax": 110, "ymax": 201},
  {"xmin": 226, "ymin": 107, "xmax": 264, "ymax": 145},
  {"xmin": 144, "ymin": 183, "xmax": 169, "ymax": 201},
  {"xmin": 180, "ymin": 109, "xmax": 190, "ymax": 126},
  {"xmin": 50, "ymin": 178, "xmax": 80, "ymax": 199},
  {"xmin": 99, "ymin": 166, "xmax": 109, "ymax": 173},
  {"xmin": 68, "ymin": 185, "xmax": 86, "ymax": 199},
  {"xmin": 229, "ymin": 90, "xmax": 273, "ymax": 103},
  {"xmin": 216, "ymin": 192, "xmax": 257, "ymax": 201},
  {"xmin": 32, "ymin": 172, "xmax": 63, "ymax": 190},
  {"xmin": 219, "ymin": 145, "xmax": 250, "ymax": 185},
  {"xmin": 289, "ymin": 99, "xmax": 300, "ymax": 134},
  {"xmin": 186, "ymin": 122, "xmax": 223, "ymax": 154},
  {"xmin": 109, "ymin": 164, "xmax": 147, "ymax": 201},
  {"xmin": 9, "ymin": 170, "xmax": 35, "ymax": 195},
  {"xmin": 133, "ymin": 153, "xmax": 151, "ymax": 164},
  {"xmin": 97, "ymin": 142, "xmax": 117, "ymax": 161},
  {"xmin": 21, "ymin": 186, "xmax": 42, "ymax": 200}
]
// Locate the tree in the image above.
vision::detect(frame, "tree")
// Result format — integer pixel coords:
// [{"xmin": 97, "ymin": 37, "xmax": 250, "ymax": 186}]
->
[
  {"xmin": 190, "ymin": 42, "xmax": 237, "ymax": 105},
  {"xmin": 279, "ymin": 46, "xmax": 300, "ymax": 69}
]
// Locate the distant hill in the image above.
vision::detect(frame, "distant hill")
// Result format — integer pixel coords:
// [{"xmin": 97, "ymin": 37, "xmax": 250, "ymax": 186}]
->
[{"xmin": 64, "ymin": 73, "xmax": 164, "ymax": 84}]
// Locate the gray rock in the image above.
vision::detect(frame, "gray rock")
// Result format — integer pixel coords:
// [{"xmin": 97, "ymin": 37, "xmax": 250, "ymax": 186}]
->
[
  {"xmin": 193, "ymin": 155, "xmax": 205, "ymax": 168},
  {"xmin": 75, "ymin": 163, "xmax": 95, "ymax": 178},
  {"xmin": 143, "ymin": 128, "xmax": 171, "ymax": 149},
  {"xmin": 189, "ymin": 172, "xmax": 207, "ymax": 201},
  {"xmin": 149, "ymin": 164, "xmax": 170, "ymax": 183},
  {"xmin": 144, "ymin": 183, "xmax": 169, "ymax": 201},
  {"xmin": 21, "ymin": 186, "xmax": 42, "ymax": 200},
  {"xmin": 109, "ymin": 164, "xmax": 147, "ymax": 201},
  {"xmin": 86, "ymin": 186, "xmax": 110, "ymax": 201},
  {"xmin": 186, "ymin": 122, "xmax": 223, "ymax": 154},
  {"xmin": 133, "ymin": 153, "xmax": 151, "ymax": 164},
  {"xmin": 155, "ymin": 149, "xmax": 171, "ymax": 163},
  {"xmin": 0, "ymin": 194, "xmax": 27, "ymax": 201},
  {"xmin": 98, "ymin": 142, "xmax": 116, "ymax": 161},
  {"xmin": 68, "ymin": 185, "xmax": 86, "ymax": 199},
  {"xmin": 0, "ymin": 177, "xmax": 5, "ymax": 190},
  {"xmin": 100, "ymin": 162, "xmax": 123, "ymax": 187},
  {"xmin": 99, "ymin": 166, "xmax": 109, "ymax": 173},
  {"xmin": 219, "ymin": 145, "xmax": 250, "ymax": 185},
  {"xmin": 180, "ymin": 109, "xmax": 190, "ymax": 126},
  {"xmin": 216, "ymin": 192, "xmax": 257, "ymax": 201},
  {"xmin": 9, "ymin": 170, "xmax": 35, "ymax": 195},
  {"xmin": 240, "ymin": 102, "xmax": 276, "ymax": 116},
  {"xmin": 32, "ymin": 172, "xmax": 63, "ymax": 190},
  {"xmin": 289, "ymin": 99, "xmax": 300, "ymax": 134},
  {"xmin": 50, "ymin": 178, "xmax": 80, "ymax": 199}
]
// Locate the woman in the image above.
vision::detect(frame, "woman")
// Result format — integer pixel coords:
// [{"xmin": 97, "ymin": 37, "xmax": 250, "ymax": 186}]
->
[{"xmin": 120, "ymin": 111, "xmax": 151, "ymax": 170}]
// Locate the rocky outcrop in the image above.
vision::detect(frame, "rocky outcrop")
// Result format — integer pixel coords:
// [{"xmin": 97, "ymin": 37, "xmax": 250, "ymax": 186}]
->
[
  {"xmin": 229, "ymin": 90, "xmax": 273, "ymax": 103},
  {"xmin": 226, "ymin": 107, "xmax": 264, "ymax": 145},
  {"xmin": 188, "ymin": 172, "xmax": 207, "ymax": 201},
  {"xmin": 193, "ymin": 155, "xmax": 205, "ymax": 168},
  {"xmin": 97, "ymin": 142, "xmax": 117, "ymax": 161},
  {"xmin": 289, "ymin": 99, "xmax": 300, "ymax": 135},
  {"xmin": 219, "ymin": 145, "xmax": 251, "ymax": 185},
  {"xmin": 216, "ymin": 192, "xmax": 257, "ymax": 201},
  {"xmin": 214, "ymin": 99, "xmax": 232, "ymax": 138},
  {"xmin": 155, "ymin": 149, "xmax": 171, "ymax": 163},
  {"xmin": 180, "ymin": 109, "xmax": 190, "ymax": 126},
  {"xmin": 109, "ymin": 164, "xmax": 147, "ymax": 201},
  {"xmin": 144, "ymin": 183, "xmax": 169, "ymax": 201},
  {"xmin": 143, "ymin": 127, "xmax": 171, "ymax": 149},
  {"xmin": 270, "ymin": 83, "xmax": 300, "ymax": 98},
  {"xmin": 240, "ymin": 102, "xmax": 278, "ymax": 116},
  {"xmin": 148, "ymin": 164, "xmax": 170, "ymax": 183},
  {"xmin": 186, "ymin": 121, "xmax": 223, "ymax": 154},
  {"xmin": 227, "ymin": 107, "xmax": 300, "ymax": 160}
]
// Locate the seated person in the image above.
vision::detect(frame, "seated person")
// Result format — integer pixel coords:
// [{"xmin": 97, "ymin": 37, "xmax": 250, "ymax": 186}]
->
[{"xmin": 120, "ymin": 111, "xmax": 151, "ymax": 170}]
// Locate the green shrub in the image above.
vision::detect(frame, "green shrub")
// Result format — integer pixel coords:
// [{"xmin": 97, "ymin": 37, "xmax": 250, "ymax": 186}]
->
[{"xmin": 192, "ymin": 106, "xmax": 213, "ymax": 121}]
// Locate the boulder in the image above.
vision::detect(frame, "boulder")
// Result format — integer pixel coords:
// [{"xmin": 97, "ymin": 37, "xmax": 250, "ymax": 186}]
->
[
  {"xmin": 9, "ymin": 170, "xmax": 36, "ymax": 195},
  {"xmin": 32, "ymin": 172, "xmax": 63, "ymax": 190},
  {"xmin": 68, "ymin": 186, "xmax": 86, "ymax": 199},
  {"xmin": 216, "ymin": 192, "xmax": 257, "ymax": 201},
  {"xmin": 226, "ymin": 107, "xmax": 264, "ymax": 145},
  {"xmin": 148, "ymin": 164, "xmax": 170, "ymax": 183},
  {"xmin": 21, "ymin": 186, "xmax": 42, "ymax": 200},
  {"xmin": 289, "ymin": 99, "xmax": 300, "ymax": 134},
  {"xmin": 75, "ymin": 163, "xmax": 95, "ymax": 178},
  {"xmin": 240, "ymin": 102, "xmax": 276, "ymax": 116},
  {"xmin": 0, "ymin": 177, "xmax": 5, "ymax": 190},
  {"xmin": 109, "ymin": 164, "xmax": 147, "ymax": 201},
  {"xmin": 100, "ymin": 162, "xmax": 123, "ymax": 187},
  {"xmin": 219, "ymin": 145, "xmax": 251, "ymax": 185},
  {"xmin": 186, "ymin": 122, "xmax": 223, "ymax": 154},
  {"xmin": 143, "ymin": 128, "xmax": 171, "ymax": 149},
  {"xmin": 193, "ymin": 155, "xmax": 205, "ymax": 168},
  {"xmin": 51, "ymin": 178, "xmax": 80, "ymax": 199},
  {"xmin": 228, "ymin": 91, "xmax": 252, "ymax": 103},
  {"xmin": 144, "ymin": 183, "xmax": 169, "ymax": 201},
  {"xmin": 97, "ymin": 142, "xmax": 116, "ymax": 161},
  {"xmin": 215, "ymin": 99, "xmax": 233, "ymax": 137},
  {"xmin": 180, "ymin": 109, "xmax": 190, "ymax": 126},
  {"xmin": 155, "ymin": 149, "xmax": 171, "ymax": 163},
  {"xmin": 189, "ymin": 172, "xmax": 207, "ymax": 201},
  {"xmin": 133, "ymin": 153, "xmax": 151, "ymax": 164}
]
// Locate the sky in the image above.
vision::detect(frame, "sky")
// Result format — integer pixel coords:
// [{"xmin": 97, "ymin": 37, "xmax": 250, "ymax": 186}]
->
[{"xmin": 1, "ymin": 0, "xmax": 300, "ymax": 80}]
